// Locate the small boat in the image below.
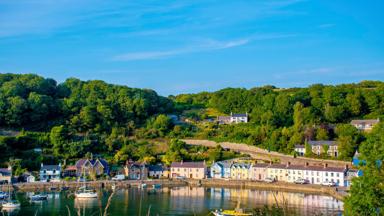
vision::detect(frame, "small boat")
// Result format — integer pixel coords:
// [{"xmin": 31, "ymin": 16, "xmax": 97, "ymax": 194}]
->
[
  {"xmin": 2, "ymin": 201, "xmax": 21, "ymax": 209},
  {"xmin": 75, "ymin": 187, "xmax": 98, "ymax": 199},
  {"xmin": 152, "ymin": 184, "xmax": 161, "ymax": 189},
  {"xmin": 0, "ymin": 192, "xmax": 9, "ymax": 200},
  {"xmin": 139, "ymin": 183, "xmax": 147, "ymax": 189},
  {"xmin": 61, "ymin": 186, "xmax": 70, "ymax": 191},
  {"xmin": 212, "ymin": 209, "xmax": 252, "ymax": 216},
  {"xmin": 1, "ymin": 184, "xmax": 20, "ymax": 209},
  {"xmin": 30, "ymin": 194, "xmax": 48, "ymax": 201}
]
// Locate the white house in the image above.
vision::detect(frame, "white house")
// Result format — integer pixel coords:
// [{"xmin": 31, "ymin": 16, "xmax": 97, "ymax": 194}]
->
[
  {"xmin": 302, "ymin": 164, "xmax": 347, "ymax": 186},
  {"xmin": 351, "ymin": 119, "xmax": 380, "ymax": 131},
  {"xmin": 230, "ymin": 113, "xmax": 248, "ymax": 123},
  {"xmin": 294, "ymin": 145, "xmax": 305, "ymax": 156},
  {"xmin": 40, "ymin": 163, "xmax": 61, "ymax": 182}
]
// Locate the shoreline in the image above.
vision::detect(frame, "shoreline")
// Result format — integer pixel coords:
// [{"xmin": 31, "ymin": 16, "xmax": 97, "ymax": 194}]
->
[{"xmin": 1, "ymin": 179, "xmax": 347, "ymax": 201}]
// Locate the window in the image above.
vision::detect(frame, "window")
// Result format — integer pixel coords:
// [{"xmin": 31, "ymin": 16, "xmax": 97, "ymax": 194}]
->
[
  {"xmin": 331, "ymin": 173, "xmax": 334, "ymax": 177},
  {"xmin": 325, "ymin": 172, "xmax": 328, "ymax": 176},
  {"xmin": 336, "ymin": 173, "xmax": 339, "ymax": 177}
]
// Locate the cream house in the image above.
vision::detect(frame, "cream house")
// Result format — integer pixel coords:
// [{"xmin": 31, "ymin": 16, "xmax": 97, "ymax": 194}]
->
[
  {"xmin": 171, "ymin": 161, "xmax": 207, "ymax": 179},
  {"xmin": 249, "ymin": 163, "xmax": 269, "ymax": 181},
  {"xmin": 351, "ymin": 119, "xmax": 380, "ymax": 131}
]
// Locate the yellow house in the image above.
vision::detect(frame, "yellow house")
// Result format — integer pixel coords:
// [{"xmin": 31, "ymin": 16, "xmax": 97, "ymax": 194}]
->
[{"xmin": 230, "ymin": 163, "xmax": 251, "ymax": 180}]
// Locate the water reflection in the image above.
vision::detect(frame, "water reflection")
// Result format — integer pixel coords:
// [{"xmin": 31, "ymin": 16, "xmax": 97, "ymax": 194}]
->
[{"xmin": 9, "ymin": 187, "xmax": 343, "ymax": 216}]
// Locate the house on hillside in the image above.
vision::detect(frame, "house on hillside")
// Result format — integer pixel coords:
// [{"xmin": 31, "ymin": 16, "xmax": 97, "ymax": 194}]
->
[
  {"xmin": 308, "ymin": 140, "xmax": 339, "ymax": 157},
  {"xmin": 230, "ymin": 113, "xmax": 248, "ymax": 123},
  {"xmin": 75, "ymin": 158, "xmax": 109, "ymax": 177},
  {"xmin": 148, "ymin": 165, "xmax": 168, "ymax": 179},
  {"xmin": 170, "ymin": 161, "xmax": 207, "ymax": 179},
  {"xmin": 351, "ymin": 119, "xmax": 380, "ymax": 131},
  {"xmin": 40, "ymin": 163, "xmax": 61, "ymax": 182},
  {"xmin": 0, "ymin": 166, "xmax": 12, "ymax": 184},
  {"xmin": 217, "ymin": 116, "xmax": 231, "ymax": 124},
  {"xmin": 294, "ymin": 145, "xmax": 305, "ymax": 156},
  {"xmin": 63, "ymin": 166, "xmax": 77, "ymax": 177}
]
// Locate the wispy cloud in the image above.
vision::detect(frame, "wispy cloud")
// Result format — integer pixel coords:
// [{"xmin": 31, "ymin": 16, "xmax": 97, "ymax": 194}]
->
[
  {"xmin": 112, "ymin": 33, "xmax": 296, "ymax": 61},
  {"xmin": 112, "ymin": 38, "xmax": 250, "ymax": 61}
]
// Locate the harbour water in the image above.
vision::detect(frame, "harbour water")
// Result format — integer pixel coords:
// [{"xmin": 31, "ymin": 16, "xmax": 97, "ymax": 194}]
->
[{"xmin": 1, "ymin": 186, "xmax": 343, "ymax": 215}]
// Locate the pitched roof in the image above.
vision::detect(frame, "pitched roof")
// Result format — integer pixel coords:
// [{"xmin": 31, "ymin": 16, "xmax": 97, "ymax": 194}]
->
[
  {"xmin": 251, "ymin": 163, "xmax": 269, "ymax": 168},
  {"xmin": 214, "ymin": 161, "xmax": 233, "ymax": 169},
  {"xmin": 269, "ymin": 164, "xmax": 345, "ymax": 172},
  {"xmin": 351, "ymin": 119, "xmax": 380, "ymax": 124},
  {"xmin": 231, "ymin": 163, "xmax": 251, "ymax": 169},
  {"xmin": 171, "ymin": 161, "xmax": 206, "ymax": 168},
  {"xmin": 76, "ymin": 158, "xmax": 108, "ymax": 169},
  {"xmin": 0, "ymin": 168, "xmax": 11, "ymax": 176},
  {"xmin": 231, "ymin": 113, "xmax": 248, "ymax": 118},
  {"xmin": 148, "ymin": 165, "xmax": 164, "ymax": 172},
  {"xmin": 64, "ymin": 166, "xmax": 77, "ymax": 171},
  {"xmin": 308, "ymin": 140, "xmax": 337, "ymax": 146},
  {"xmin": 41, "ymin": 165, "xmax": 60, "ymax": 171}
]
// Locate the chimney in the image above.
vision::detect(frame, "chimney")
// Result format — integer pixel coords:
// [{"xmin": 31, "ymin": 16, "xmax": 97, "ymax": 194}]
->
[
  {"xmin": 286, "ymin": 161, "xmax": 291, "ymax": 167},
  {"xmin": 305, "ymin": 162, "xmax": 309, "ymax": 167},
  {"xmin": 41, "ymin": 163, "xmax": 43, "ymax": 168},
  {"xmin": 345, "ymin": 164, "xmax": 349, "ymax": 170},
  {"xmin": 203, "ymin": 160, "xmax": 206, "ymax": 165},
  {"xmin": 7, "ymin": 165, "xmax": 12, "ymax": 171},
  {"xmin": 181, "ymin": 160, "xmax": 183, "ymax": 165},
  {"xmin": 269, "ymin": 161, "xmax": 272, "ymax": 165},
  {"xmin": 323, "ymin": 163, "xmax": 328, "ymax": 168}
]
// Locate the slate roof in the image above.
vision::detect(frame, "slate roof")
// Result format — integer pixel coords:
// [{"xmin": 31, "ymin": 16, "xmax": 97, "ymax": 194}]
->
[
  {"xmin": 0, "ymin": 168, "xmax": 11, "ymax": 176},
  {"xmin": 308, "ymin": 140, "xmax": 337, "ymax": 146},
  {"xmin": 231, "ymin": 113, "xmax": 248, "ymax": 118},
  {"xmin": 171, "ymin": 161, "xmax": 206, "ymax": 168},
  {"xmin": 251, "ymin": 163, "xmax": 269, "ymax": 168},
  {"xmin": 76, "ymin": 158, "xmax": 109, "ymax": 170},
  {"xmin": 148, "ymin": 165, "xmax": 164, "ymax": 172},
  {"xmin": 41, "ymin": 165, "xmax": 60, "ymax": 171},
  {"xmin": 351, "ymin": 119, "xmax": 380, "ymax": 124},
  {"xmin": 269, "ymin": 164, "xmax": 346, "ymax": 172},
  {"xmin": 214, "ymin": 161, "xmax": 233, "ymax": 169}
]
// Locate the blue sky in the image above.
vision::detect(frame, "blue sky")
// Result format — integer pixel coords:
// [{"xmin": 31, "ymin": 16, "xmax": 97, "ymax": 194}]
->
[{"xmin": 0, "ymin": 0, "xmax": 383, "ymax": 95}]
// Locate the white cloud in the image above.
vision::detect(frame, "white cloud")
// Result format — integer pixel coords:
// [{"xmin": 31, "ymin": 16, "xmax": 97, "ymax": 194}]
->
[{"xmin": 112, "ymin": 38, "xmax": 250, "ymax": 61}]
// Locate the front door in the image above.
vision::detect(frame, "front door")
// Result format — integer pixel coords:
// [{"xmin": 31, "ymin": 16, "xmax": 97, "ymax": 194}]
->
[{"xmin": 190, "ymin": 174, "xmax": 193, "ymax": 178}]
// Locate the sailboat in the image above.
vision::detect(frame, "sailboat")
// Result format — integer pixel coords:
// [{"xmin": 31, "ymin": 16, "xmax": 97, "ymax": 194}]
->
[
  {"xmin": 212, "ymin": 194, "xmax": 251, "ymax": 216},
  {"xmin": 2, "ymin": 184, "xmax": 20, "ymax": 209},
  {"xmin": 75, "ymin": 173, "xmax": 97, "ymax": 199}
]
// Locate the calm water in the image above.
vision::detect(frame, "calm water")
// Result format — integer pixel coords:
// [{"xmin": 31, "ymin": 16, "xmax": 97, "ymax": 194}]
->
[{"xmin": 1, "ymin": 186, "xmax": 343, "ymax": 216}]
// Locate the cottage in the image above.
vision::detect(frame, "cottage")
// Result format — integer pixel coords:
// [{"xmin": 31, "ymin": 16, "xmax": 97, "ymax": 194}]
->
[
  {"xmin": 249, "ymin": 163, "xmax": 269, "ymax": 181},
  {"xmin": 294, "ymin": 145, "xmax": 305, "ymax": 156},
  {"xmin": 63, "ymin": 165, "xmax": 77, "ymax": 177},
  {"xmin": 351, "ymin": 119, "xmax": 380, "ymax": 131},
  {"xmin": 170, "ymin": 161, "xmax": 207, "ymax": 179},
  {"xmin": 124, "ymin": 161, "xmax": 148, "ymax": 180},
  {"xmin": 301, "ymin": 164, "xmax": 347, "ymax": 186},
  {"xmin": 75, "ymin": 158, "xmax": 109, "ymax": 177},
  {"xmin": 0, "ymin": 167, "xmax": 12, "ymax": 184},
  {"xmin": 19, "ymin": 172, "xmax": 36, "ymax": 183},
  {"xmin": 308, "ymin": 140, "xmax": 339, "ymax": 157},
  {"xmin": 230, "ymin": 113, "xmax": 248, "ymax": 123},
  {"xmin": 217, "ymin": 116, "xmax": 231, "ymax": 124},
  {"xmin": 148, "ymin": 165, "xmax": 168, "ymax": 179},
  {"xmin": 230, "ymin": 163, "xmax": 251, "ymax": 180},
  {"xmin": 40, "ymin": 163, "xmax": 61, "ymax": 182},
  {"xmin": 267, "ymin": 164, "xmax": 289, "ymax": 182}
]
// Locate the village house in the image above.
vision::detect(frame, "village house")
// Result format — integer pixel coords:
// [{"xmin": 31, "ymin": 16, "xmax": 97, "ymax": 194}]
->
[
  {"xmin": 40, "ymin": 163, "xmax": 61, "ymax": 182},
  {"xmin": 302, "ymin": 164, "xmax": 347, "ymax": 186},
  {"xmin": 308, "ymin": 140, "xmax": 339, "ymax": 157},
  {"xmin": 230, "ymin": 113, "xmax": 249, "ymax": 123},
  {"xmin": 351, "ymin": 119, "xmax": 380, "ymax": 131},
  {"xmin": 170, "ymin": 161, "xmax": 207, "ymax": 179},
  {"xmin": 75, "ymin": 158, "xmax": 109, "ymax": 177},
  {"xmin": 230, "ymin": 162, "xmax": 251, "ymax": 180},
  {"xmin": 267, "ymin": 163, "xmax": 289, "ymax": 182},
  {"xmin": 210, "ymin": 160, "xmax": 232, "ymax": 179},
  {"xmin": 63, "ymin": 165, "xmax": 77, "ymax": 177},
  {"xmin": 0, "ymin": 166, "xmax": 12, "ymax": 184},
  {"xmin": 294, "ymin": 145, "xmax": 305, "ymax": 156},
  {"xmin": 249, "ymin": 163, "xmax": 269, "ymax": 181},
  {"xmin": 19, "ymin": 172, "xmax": 35, "ymax": 183},
  {"xmin": 124, "ymin": 160, "xmax": 148, "ymax": 180},
  {"xmin": 148, "ymin": 164, "xmax": 168, "ymax": 179}
]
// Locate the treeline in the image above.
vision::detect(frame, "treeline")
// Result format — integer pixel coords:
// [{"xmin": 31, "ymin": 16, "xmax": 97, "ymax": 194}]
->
[
  {"xmin": 0, "ymin": 73, "xmax": 173, "ymax": 131},
  {"xmin": 175, "ymin": 81, "xmax": 384, "ymax": 159},
  {"xmin": 175, "ymin": 81, "xmax": 384, "ymax": 126}
]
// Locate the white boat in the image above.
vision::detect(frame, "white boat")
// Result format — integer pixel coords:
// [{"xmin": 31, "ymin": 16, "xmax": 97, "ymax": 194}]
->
[
  {"xmin": 75, "ymin": 189, "xmax": 98, "ymax": 198},
  {"xmin": 111, "ymin": 184, "xmax": 116, "ymax": 191},
  {"xmin": 30, "ymin": 194, "xmax": 48, "ymax": 201},
  {"xmin": 1, "ymin": 184, "xmax": 20, "ymax": 209},
  {"xmin": 2, "ymin": 201, "xmax": 21, "ymax": 209}
]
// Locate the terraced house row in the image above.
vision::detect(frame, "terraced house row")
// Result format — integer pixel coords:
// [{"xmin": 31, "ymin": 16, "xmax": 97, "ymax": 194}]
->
[{"xmin": 210, "ymin": 160, "xmax": 358, "ymax": 187}]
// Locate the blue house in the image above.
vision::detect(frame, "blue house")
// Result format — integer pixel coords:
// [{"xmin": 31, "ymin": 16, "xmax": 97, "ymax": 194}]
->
[{"xmin": 210, "ymin": 161, "xmax": 232, "ymax": 179}]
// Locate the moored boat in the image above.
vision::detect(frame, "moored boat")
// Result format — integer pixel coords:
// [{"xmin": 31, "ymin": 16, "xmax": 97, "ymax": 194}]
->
[
  {"xmin": 30, "ymin": 194, "xmax": 48, "ymax": 201},
  {"xmin": 211, "ymin": 209, "xmax": 252, "ymax": 216}
]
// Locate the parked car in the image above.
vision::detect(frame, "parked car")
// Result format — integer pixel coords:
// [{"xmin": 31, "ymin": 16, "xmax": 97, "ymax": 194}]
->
[
  {"xmin": 294, "ymin": 178, "xmax": 309, "ymax": 184},
  {"xmin": 175, "ymin": 176, "xmax": 186, "ymax": 180},
  {"xmin": 264, "ymin": 177, "xmax": 276, "ymax": 183},
  {"xmin": 321, "ymin": 181, "xmax": 336, "ymax": 187},
  {"xmin": 112, "ymin": 174, "xmax": 125, "ymax": 181}
]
